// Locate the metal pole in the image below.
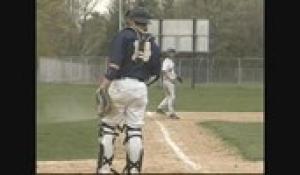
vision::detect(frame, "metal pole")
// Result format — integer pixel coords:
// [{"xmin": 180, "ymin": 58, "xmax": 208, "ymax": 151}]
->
[
  {"xmin": 191, "ymin": 18, "xmax": 196, "ymax": 89},
  {"xmin": 197, "ymin": 58, "xmax": 204, "ymax": 82},
  {"xmin": 198, "ymin": 58, "xmax": 201, "ymax": 83},
  {"xmin": 179, "ymin": 59, "xmax": 182, "ymax": 77},
  {"xmin": 71, "ymin": 57, "xmax": 73, "ymax": 83},
  {"xmin": 159, "ymin": 19, "xmax": 163, "ymax": 87},
  {"xmin": 85, "ymin": 58, "xmax": 88, "ymax": 84},
  {"xmin": 238, "ymin": 58, "xmax": 242, "ymax": 84},
  {"xmin": 159, "ymin": 18, "xmax": 163, "ymax": 51},
  {"xmin": 211, "ymin": 57, "xmax": 214, "ymax": 83},
  {"xmin": 119, "ymin": 0, "xmax": 122, "ymax": 31},
  {"xmin": 206, "ymin": 57, "xmax": 209, "ymax": 84},
  {"xmin": 36, "ymin": 57, "xmax": 39, "ymax": 82}
]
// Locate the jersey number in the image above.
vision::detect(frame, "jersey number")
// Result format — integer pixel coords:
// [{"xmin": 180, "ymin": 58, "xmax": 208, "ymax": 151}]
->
[{"xmin": 131, "ymin": 40, "xmax": 152, "ymax": 63}]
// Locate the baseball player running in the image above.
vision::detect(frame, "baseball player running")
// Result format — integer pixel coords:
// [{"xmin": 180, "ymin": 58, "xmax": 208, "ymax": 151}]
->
[
  {"xmin": 156, "ymin": 48, "xmax": 183, "ymax": 119},
  {"xmin": 96, "ymin": 7, "xmax": 161, "ymax": 174}
]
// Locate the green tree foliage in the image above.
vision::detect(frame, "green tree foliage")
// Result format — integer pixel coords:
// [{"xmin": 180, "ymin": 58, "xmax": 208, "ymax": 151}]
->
[
  {"xmin": 37, "ymin": 0, "xmax": 78, "ymax": 56},
  {"xmin": 79, "ymin": 12, "xmax": 108, "ymax": 56},
  {"xmin": 101, "ymin": 0, "xmax": 120, "ymax": 55},
  {"xmin": 37, "ymin": 0, "xmax": 109, "ymax": 57},
  {"xmin": 37, "ymin": 0, "xmax": 263, "ymax": 58},
  {"xmin": 71, "ymin": 0, "xmax": 109, "ymax": 56},
  {"xmin": 172, "ymin": 0, "xmax": 263, "ymax": 57},
  {"xmin": 137, "ymin": 0, "xmax": 161, "ymax": 18},
  {"xmin": 161, "ymin": 0, "xmax": 175, "ymax": 18},
  {"xmin": 122, "ymin": 0, "xmax": 263, "ymax": 57}
]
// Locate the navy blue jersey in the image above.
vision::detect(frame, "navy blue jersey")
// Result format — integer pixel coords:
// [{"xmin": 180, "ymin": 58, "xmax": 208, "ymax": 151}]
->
[{"xmin": 105, "ymin": 28, "xmax": 161, "ymax": 82}]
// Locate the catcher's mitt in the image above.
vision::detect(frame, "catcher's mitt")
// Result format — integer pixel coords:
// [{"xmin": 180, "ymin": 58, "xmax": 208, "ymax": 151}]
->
[
  {"xmin": 176, "ymin": 76, "xmax": 183, "ymax": 83},
  {"xmin": 96, "ymin": 88, "xmax": 112, "ymax": 117}
]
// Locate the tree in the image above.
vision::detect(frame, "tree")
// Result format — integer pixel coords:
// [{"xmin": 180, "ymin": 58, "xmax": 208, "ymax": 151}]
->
[
  {"xmin": 79, "ymin": 12, "xmax": 108, "ymax": 55},
  {"xmin": 37, "ymin": 0, "xmax": 263, "ymax": 58},
  {"xmin": 161, "ymin": 0, "xmax": 175, "ymax": 18},
  {"xmin": 172, "ymin": 0, "xmax": 263, "ymax": 57},
  {"xmin": 37, "ymin": 0, "xmax": 109, "ymax": 56},
  {"xmin": 96, "ymin": 0, "xmax": 120, "ymax": 55},
  {"xmin": 139, "ymin": 0, "xmax": 161, "ymax": 18},
  {"xmin": 37, "ymin": 0, "xmax": 77, "ymax": 56},
  {"xmin": 65, "ymin": 0, "xmax": 108, "ymax": 56}
]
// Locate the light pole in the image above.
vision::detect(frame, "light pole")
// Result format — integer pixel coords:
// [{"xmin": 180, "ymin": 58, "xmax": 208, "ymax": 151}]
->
[{"xmin": 119, "ymin": 0, "xmax": 122, "ymax": 31}]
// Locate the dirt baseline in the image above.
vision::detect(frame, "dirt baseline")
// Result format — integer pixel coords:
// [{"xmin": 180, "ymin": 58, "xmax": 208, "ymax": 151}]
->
[{"xmin": 37, "ymin": 112, "xmax": 264, "ymax": 174}]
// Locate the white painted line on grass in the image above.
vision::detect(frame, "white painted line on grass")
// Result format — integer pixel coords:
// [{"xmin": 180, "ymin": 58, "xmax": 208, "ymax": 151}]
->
[{"xmin": 154, "ymin": 119, "xmax": 202, "ymax": 171}]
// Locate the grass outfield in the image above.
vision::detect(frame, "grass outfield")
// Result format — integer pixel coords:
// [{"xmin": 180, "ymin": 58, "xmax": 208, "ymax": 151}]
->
[
  {"xmin": 37, "ymin": 83, "xmax": 263, "ymax": 122},
  {"xmin": 199, "ymin": 121, "xmax": 264, "ymax": 161},
  {"xmin": 37, "ymin": 83, "xmax": 98, "ymax": 123},
  {"xmin": 37, "ymin": 119, "xmax": 98, "ymax": 161},
  {"xmin": 37, "ymin": 83, "xmax": 263, "ymax": 123},
  {"xmin": 148, "ymin": 83, "xmax": 263, "ymax": 112},
  {"xmin": 37, "ymin": 83, "xmax": 263, "ymax": 160}
]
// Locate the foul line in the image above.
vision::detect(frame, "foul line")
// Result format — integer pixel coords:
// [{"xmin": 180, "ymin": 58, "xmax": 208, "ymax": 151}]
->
[{"xmin": 153, "ymin": 118, "xmax": 201, "ymax": 171}]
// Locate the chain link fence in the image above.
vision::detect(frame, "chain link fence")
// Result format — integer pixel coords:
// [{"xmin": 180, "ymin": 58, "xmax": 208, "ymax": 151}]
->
[
  {"xmin": 37, "ymin": 56, "xmax": 263, "ymax": 86},
  {"xmin": 173, "ymin": 56, "xmax": 264, "ymax": 85}
]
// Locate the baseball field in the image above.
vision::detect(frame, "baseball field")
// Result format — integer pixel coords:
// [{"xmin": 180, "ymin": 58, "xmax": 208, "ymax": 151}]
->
[{"xmin": 36, "ymin": 83, "xmax": 264, "ymax": 173}]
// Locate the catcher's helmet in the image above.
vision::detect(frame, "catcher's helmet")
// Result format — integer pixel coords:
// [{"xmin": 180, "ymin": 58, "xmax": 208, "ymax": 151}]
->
[{"xmin": 126, "ymin": 7, "xmax": 151, "ymax": 24}]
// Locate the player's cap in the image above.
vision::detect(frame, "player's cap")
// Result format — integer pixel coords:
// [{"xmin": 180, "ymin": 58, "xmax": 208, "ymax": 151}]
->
[{"xmin": 126, "ymin": 7, "xmax": 151, "ymax": 24}]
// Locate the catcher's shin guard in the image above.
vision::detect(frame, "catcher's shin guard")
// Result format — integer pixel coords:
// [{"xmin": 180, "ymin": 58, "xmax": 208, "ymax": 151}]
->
[
  {"xmin": 122, "ymin": 125, "xmax": 144, "ymax": 174},
  {"xmin": 96, "ymin": 122, "xmax": 118, "ymax": 174}
]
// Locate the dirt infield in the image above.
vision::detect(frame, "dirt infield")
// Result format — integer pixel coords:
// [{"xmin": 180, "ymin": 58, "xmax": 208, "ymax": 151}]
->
[{"xmin": 36, "ymin": 112, "xmax": 264, "ymax": 174}]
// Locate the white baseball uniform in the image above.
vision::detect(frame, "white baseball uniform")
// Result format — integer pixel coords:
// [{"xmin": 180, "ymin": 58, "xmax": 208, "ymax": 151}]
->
[
  {"xmin": 101, "ymin": 78, "xmax": 148, "ymax": 128},
  {"xmin": 157, "ymin": 57, "xmax": 177, "ymax": 114}
]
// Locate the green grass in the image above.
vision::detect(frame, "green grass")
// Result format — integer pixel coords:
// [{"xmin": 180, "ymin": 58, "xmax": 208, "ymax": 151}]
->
[
  {"xmin": 37, "ymin": 119, "xmax": 98, "ymax": 161},
  {"xmin": 199, "ymin": 121, "xmax": 264, "ymax": 161},
  {"xmin": 37, "ymin": 83, "xmax": 98, "ymax": 123},
  {"xmin": 37, "ymin": 83, "xmax": 263, "ymax": 123},
  {"xmin": 148, "ymin": 83, "xmax": 263, "ymax": 112},
  {"xmin": 37, "ymin": 83, "xmax": 263, "ymax": 160}
]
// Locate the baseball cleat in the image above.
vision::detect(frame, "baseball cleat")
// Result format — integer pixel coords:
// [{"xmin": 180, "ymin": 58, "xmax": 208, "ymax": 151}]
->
[
  {"xmin": 156, "ymin": 108, "xmax": 166, "ymax": 115},
  {"xmin": 169, "ymin": 113, "xmax": 180, "ymax": 119}
]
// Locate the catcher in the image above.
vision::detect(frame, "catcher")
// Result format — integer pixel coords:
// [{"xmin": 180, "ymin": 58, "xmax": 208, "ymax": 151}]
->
[
  {"xmin": 156, "ymin": 48, "xmax": 183, "ymax": 119},
  {"xmin": 96, "ymin": 7, "xmax": 161, "ymax": 174}
]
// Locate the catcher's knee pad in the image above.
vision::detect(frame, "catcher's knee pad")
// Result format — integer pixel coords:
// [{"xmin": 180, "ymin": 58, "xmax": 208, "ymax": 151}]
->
[
  {"xmin": 96, "ymin": 122, "xmax": 118, "ymax": 174},
  {"xmin": 122, "ymin": 125, "xmax": 144, "ymax": 174}
]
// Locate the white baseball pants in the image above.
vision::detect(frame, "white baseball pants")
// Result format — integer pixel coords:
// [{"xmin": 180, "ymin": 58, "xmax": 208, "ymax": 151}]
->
[
  {"xmin": 98, "ymin": 78, "xmax": 147, "ymax": 173},
  {"xmin": 157, "ymin": 79, "xmax": 176, "ymax": 114}
]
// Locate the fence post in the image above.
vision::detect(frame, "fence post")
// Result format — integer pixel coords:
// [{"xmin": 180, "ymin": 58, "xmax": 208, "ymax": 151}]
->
[
  {"xmin": 159, "ymin": 18, "xmax": 163, "ymax": 51},
  {"xmin": 191, "ymin": 18, "xmax": 196, "ymax": 89},
  {"xmin": 238, "ymin": 57, "xmax": 242, "ymax": 84},
  {"xmin": 159, "ymin": 18, "xmax": 163, "ymax": 88},
  {"xmin": 211, "ymin": 57, "xmax": 214, "ymax": 83},
  {"xmin": 178, "ymin": 59, "xmax": 182, "ymax": 77},
  {"xmin": 85, "ymin": 57, "xmax": 88, "ymax": 84},
  {"xmin": 36, "ymin": 57, "xmax": 39, "ymax": 83},
  {"xmin": 206, "ymin": 57, "xmax": 210, "ymax": 84},
  {"xmin": 71, "ymin": 57, "xmax": 73, "ymax": 84},
  {"xmin": 197, "ymin": 58, "xmax": 201, "ymax": 84}
]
